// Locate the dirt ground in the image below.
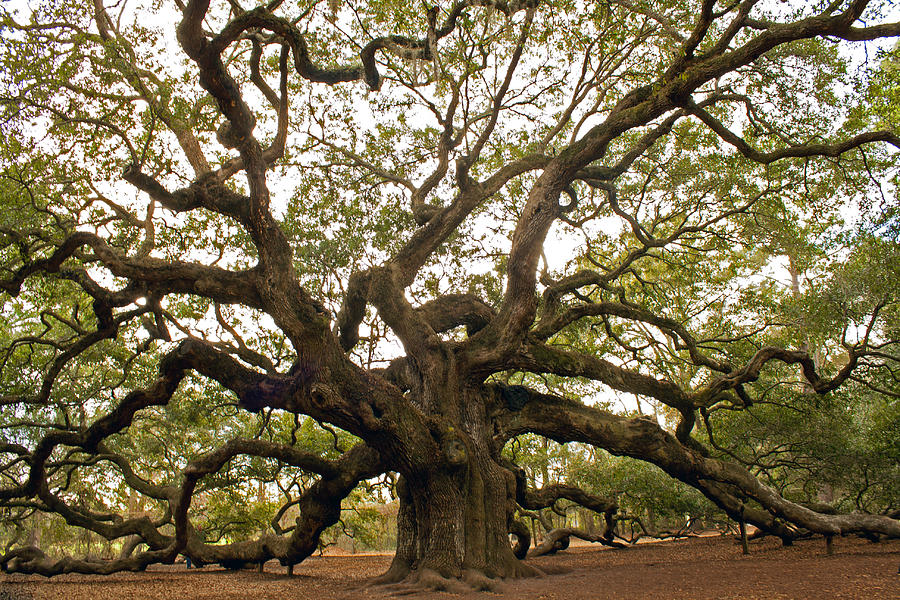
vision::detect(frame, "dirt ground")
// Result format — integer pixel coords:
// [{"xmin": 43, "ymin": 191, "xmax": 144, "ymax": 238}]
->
[{"xmin": 2, "ymin": 534, "xmax": 898, "ymax": 599}]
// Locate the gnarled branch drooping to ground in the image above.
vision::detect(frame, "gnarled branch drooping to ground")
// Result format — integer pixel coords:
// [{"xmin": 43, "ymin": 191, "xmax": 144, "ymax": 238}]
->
[{"xmin": 495, "ymin": 390, "xmax": 900, "ymax": 540}]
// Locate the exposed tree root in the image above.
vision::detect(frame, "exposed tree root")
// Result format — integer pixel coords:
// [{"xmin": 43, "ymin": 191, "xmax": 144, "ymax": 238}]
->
[
  {"xmin": 373, "ymin": 568, "xmax": 485, "ymax": 595},
  {"xmin": 369, "ymin": 559, "xmax": 412, "ymax": 586},
  {"xmin": 369, "ymin": 563, "xmax": 544, "ymax": 596}
]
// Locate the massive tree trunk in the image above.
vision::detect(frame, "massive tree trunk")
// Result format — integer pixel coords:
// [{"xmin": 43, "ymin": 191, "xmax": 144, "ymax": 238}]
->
[{"xmin": 378, "ymin": 381, "xmax": 535, "ymax": 588}]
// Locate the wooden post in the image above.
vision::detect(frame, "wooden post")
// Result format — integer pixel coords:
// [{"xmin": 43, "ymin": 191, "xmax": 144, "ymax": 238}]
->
[
  {"xmin": 739, "ymin": 504, "xmax": 749, "ymax": 555},
  {"xmin": 825, "ymin": 535, "xmax": 834, "ymax": 555},
  {"xmin": 258, "ymin": 561, "xmax": 264, "ymax": 573},
  {"xmin": 287, "ymin": 563, "xmax": 294, "ymax": 577}
]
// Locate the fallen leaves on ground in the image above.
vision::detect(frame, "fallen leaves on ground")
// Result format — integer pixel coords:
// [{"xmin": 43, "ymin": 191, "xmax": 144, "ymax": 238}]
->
[{"xmin": 2, "ymin": 535, "xmax": 898, "ymax": 599}]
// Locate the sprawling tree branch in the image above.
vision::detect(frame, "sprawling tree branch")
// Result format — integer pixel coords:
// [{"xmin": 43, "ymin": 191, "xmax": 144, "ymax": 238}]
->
[
  {"xmin": 496, "ymin": 391, "xmax": 900, "ymax": 539},
  {"xmin": 2, "ymin": 0, "xmax": 898, "ymax": 583}
]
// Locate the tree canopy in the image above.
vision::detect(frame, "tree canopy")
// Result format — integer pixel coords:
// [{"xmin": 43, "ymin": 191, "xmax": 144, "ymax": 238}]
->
[{"xmin": 1, "ymin": 0, "xmax": 898, "ymax": 587}]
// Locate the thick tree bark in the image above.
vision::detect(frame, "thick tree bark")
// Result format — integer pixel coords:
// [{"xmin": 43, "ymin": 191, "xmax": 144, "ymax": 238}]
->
[{"xmin": 377, "ymin": 382, "xmax": 536, "ymax": 587}]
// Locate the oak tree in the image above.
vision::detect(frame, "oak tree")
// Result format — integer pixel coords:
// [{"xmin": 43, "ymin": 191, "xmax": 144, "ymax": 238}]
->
[{"xmin": 1, "ymin": 0, "xmax": 899, "ymax": 588}]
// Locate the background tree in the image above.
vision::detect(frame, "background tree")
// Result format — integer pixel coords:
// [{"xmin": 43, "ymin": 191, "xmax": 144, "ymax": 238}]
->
[{"xmin": 1, "ymin": 0, "xmax": 899, "ymax": 589}]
